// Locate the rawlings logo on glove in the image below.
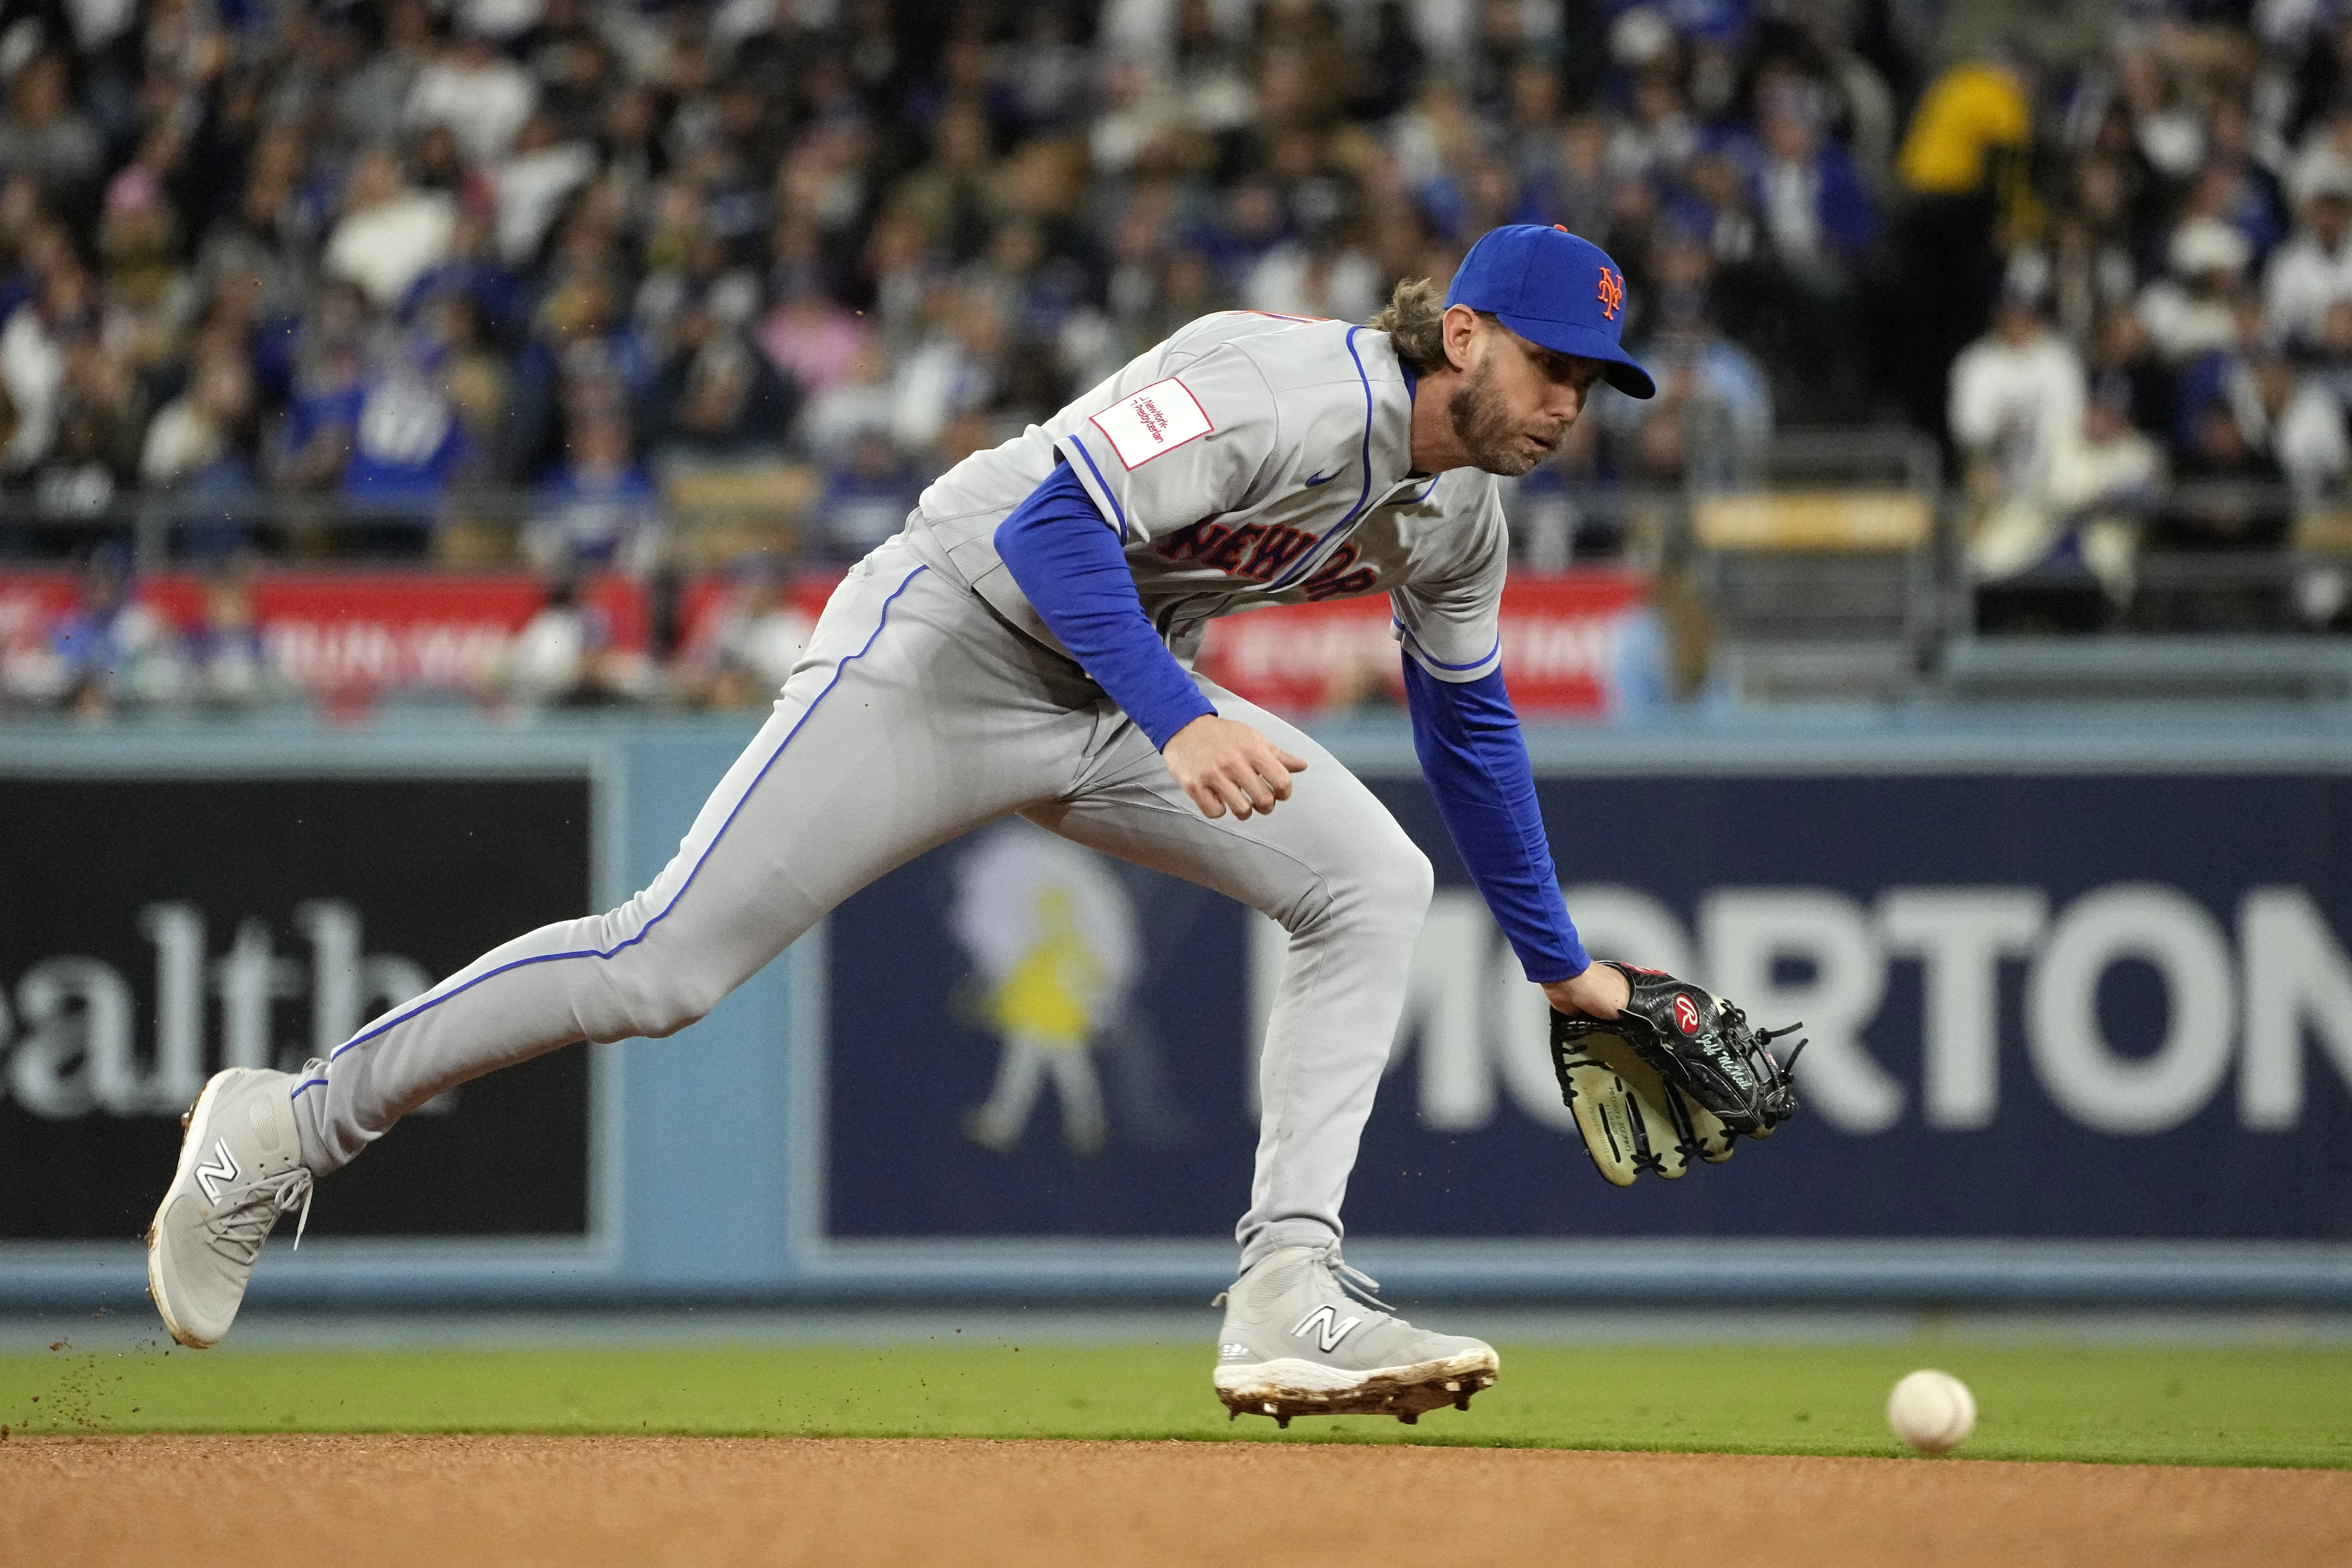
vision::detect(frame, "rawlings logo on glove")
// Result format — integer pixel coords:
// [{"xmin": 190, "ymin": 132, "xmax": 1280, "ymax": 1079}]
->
[{"xmin": 1549, "ymin": 960, "xmax": 1805, "ymax": 1188}]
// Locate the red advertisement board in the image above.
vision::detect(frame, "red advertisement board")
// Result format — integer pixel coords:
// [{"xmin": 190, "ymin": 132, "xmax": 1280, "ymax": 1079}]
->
[
  {"xmin": 3, "ymin": 567, "xmax": 1648, "ymax": 716},
  {"xmin": 0, "ymin": 571, "xmax": 647, "ymax": 698},
  {"xmin": 1194, "ymin": 572, "xmax": 1651, "ymax": 717},
  {"xmin": 672, "ymin": 571, "xmax": 835, "ymax": 665},
  {"xmin": 675, "ymin": 569, "xmax": 1650, "ymax": 717}
]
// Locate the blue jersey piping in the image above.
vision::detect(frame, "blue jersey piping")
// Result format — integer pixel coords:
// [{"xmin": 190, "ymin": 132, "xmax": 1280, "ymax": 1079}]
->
[
  {"xmin": 1265, "ymin": 326, "xmax": 1379, "ymax": 592},
  {"xmin": 1063, "ymin": 435, "xmax": 1131, "ymax": 542}
]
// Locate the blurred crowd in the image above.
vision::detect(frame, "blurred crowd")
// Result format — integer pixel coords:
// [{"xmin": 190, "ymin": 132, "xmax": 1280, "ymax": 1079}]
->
[
  {"xmin": 0, "ymin": 0, "xmax": 1902, "ymax": 579},
  {"xmin": 1, "ymin": 0, "xmax": 2351, "ymax": 705},
  {"xmin": 1923, "ymin": 8, "xmax": 2352, "ymax": 629}
]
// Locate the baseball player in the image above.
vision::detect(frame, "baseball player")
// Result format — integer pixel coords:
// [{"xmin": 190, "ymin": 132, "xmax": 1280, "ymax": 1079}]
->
[{"xmin": 148, "ymin": 225, "xmax": 1653, "ymax": 1425}]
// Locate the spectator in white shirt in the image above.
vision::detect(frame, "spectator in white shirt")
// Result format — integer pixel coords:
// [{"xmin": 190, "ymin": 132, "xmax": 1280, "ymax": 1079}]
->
[
  {"xmin": 139, "ymin": 351, "xmax": 255, "ymax": 489},
  {"xmin": 494, "ymin": 110, "xmax": 597, "ymax": 266},
  {"xmin": 1243, "ymin": 229, "xmax": 1383, "ymax": 324},
  {"xmin": 2138, "ymin": 219, "xmax": 2251, "ymax": 363},
  {"xmin": 406, "ymin": 27, "xmax": 539, "ymax": 168},
  {"xmin": 2233, "ymin": 346, "xmax": 2350, "ymax": 508},
  {"xmin": 796, "ymin": 348, "xmax": 895, "ymax": 464},
  {"xmin": 2265, "ymin": 162, "xmax": 2352, "ymax": 351},
  {"xmin": 888, "ymin": 289, "xmax": 1001, "ymax": 455},
  {"xmin": 0, "ymin": 263, "xmax": 88, "ymax": 472},
  {"xmin": 1971, "ymin": 372, "xmax": 2165, "ymax": 597},
  {"xmin": 1951, "ymin": 287, "xmax": 2089, "ymax": 513},
  {"xmin": 322, "ymin": 149, "xmax": 455, "ymax": 310},
  {"xmin": 678, "ymin": 558, "xmax": 817, "ymax": 709}
]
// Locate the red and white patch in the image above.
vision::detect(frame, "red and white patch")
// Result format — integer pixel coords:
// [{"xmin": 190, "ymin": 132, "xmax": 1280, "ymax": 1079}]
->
[
  {"xmin": 1089, "ymin": 377, "xmax": 1214, "ymax": 470},
  {"xmin": 1672, "ymin": 995, "xmax": 1702, "ymax": 1035}
]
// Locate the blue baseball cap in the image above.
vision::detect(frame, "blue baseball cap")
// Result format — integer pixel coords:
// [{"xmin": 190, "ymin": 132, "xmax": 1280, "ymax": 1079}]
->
[{"xmin": 1444, "ymin": 225, "xmax": 1656, "ymax": 400}]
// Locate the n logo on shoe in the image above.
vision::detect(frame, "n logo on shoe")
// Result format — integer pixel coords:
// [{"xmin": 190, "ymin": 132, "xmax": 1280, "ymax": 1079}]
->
[
  {"xmin": 1291, "ymin": 1304, "xmax": 1362, "ymax": 1353},
  {"xmin": 194, "ymin": 1140, "xmax": 240, "ymax": 1204}
]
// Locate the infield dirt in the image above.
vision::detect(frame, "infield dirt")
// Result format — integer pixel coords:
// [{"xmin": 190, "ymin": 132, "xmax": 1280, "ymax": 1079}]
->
[{"xmin": 5, "ymin": 1433, "xmax": 2347, "ymax": 1566}]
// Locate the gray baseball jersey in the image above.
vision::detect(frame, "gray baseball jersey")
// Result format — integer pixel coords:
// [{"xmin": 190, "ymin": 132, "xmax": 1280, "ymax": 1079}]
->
[
  {"xmin": 287, "ymin": 313, "xmax": 1515, "ymax": 1272},
  {"xmin": 903, "ymin": 311, "xmax": 1511, "ymax": 684}
]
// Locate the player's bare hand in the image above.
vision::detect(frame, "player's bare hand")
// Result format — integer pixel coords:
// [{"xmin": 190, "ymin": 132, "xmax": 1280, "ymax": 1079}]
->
[
  {"xmin": 1543, "ymin": 961, "xmax": 1630, "ymax": 1020},
  {"xmin": 1162, "ymin": 715, "xmax": 1308, "ymax": 821}
]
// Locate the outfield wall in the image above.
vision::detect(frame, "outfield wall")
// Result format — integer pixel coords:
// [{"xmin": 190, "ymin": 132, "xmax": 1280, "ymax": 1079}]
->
[{"xmin": 3, "ymin": 709, "xmax": 2350, "ymax": 1309}]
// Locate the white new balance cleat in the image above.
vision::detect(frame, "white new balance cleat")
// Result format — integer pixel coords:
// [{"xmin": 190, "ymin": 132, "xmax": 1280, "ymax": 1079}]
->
[
  {"xmin": 146, "ymin": 1068, "xmax": 314, "ymax": 1349},
  {"xmin": 1211, "ymin": 1244, "xmax": 1499, "ymax": 1427}
]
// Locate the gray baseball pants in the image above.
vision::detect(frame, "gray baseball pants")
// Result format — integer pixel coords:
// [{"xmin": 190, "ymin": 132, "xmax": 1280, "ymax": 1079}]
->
[{"xmin": 289, "ymin": 535, "xmax": 1434, "ymax": 1267}]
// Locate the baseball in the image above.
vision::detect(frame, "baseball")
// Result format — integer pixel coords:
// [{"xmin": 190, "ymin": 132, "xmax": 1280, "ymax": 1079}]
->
[{"xmin": 1886, "ymin": 1370, "xmax": 1977, "ymax": 1454}]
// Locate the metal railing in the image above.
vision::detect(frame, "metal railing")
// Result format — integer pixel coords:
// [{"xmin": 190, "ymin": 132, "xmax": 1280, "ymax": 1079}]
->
[{"xmin": 0, "ymin": 468, "xmax": 823, "ymax": 572}]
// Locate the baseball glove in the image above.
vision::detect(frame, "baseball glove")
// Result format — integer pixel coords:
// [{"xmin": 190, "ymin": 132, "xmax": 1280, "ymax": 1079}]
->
[{"xmin": 1550, "ymin": 961, "xmax": 1805, "ymax": 1187}]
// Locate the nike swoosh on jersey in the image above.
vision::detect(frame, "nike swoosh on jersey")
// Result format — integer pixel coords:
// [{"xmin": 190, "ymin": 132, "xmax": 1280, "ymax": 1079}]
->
[{"xmin": 1303, "ymin": 469, "xmax": 1339, "ymax": 486}]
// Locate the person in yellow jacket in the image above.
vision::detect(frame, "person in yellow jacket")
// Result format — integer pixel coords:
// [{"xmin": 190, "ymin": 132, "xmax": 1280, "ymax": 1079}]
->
[
  {"xmin": 1897, "ymin": 60, "xmax": 2032, "ymax": 199},
  {"xmin": 1887, "ymin": 52, "xmax": 2040, "ymax": 448}
]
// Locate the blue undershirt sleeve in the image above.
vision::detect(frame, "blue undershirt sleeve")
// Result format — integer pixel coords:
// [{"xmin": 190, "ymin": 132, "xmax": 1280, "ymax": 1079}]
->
[
  {"xmin": 994, "ymin": 462, "xmax": 1218, "ymax": 750},
  {"xmin": 1403, "ymin": 656, "xmax": 1590, "ymax": 983}
]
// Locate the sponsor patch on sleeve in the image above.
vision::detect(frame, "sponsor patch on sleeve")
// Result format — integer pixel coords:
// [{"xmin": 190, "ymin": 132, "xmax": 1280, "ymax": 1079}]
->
[{"xmin": 1089, "ymin": 377, "xmax": 1214, "ymax": 470}]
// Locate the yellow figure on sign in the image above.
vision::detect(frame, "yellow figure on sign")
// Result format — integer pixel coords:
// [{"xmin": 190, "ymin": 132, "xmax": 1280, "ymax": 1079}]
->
[
  {"xmin": 951, "ymin": 822, "xmax": 1136, "ymax": 1154},
  {"xmin": 986, "ymin": 887, "xmax": 1106, "ymax": 1048}
]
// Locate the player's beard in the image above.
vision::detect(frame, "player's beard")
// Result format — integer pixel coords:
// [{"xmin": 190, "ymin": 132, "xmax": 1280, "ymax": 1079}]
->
[{"xmin": 1448, "ymin": 355, "xmax": 1567, "ymax": 477}]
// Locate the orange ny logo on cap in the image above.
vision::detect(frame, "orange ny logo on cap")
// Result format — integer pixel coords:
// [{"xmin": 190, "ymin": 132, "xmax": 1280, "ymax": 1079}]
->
[{"xmin": 1597, "ymin": 266, "xmax": 1624, "ymax": 321}]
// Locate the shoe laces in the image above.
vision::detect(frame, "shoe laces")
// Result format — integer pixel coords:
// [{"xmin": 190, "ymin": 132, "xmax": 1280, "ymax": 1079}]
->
[
  {"xmin": 1309, "ymin": 1244, "xmax": 1394, "ymax": 1312},
  {"xmin": 205, "ymin": 1167, "xmax": 315, "ymax": 1267}
]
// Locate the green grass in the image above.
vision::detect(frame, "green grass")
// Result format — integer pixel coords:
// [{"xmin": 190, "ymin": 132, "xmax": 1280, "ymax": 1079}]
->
[{"xmin": 3, "ymin": 1342, "xmax": 2347, "ymax": 1468}]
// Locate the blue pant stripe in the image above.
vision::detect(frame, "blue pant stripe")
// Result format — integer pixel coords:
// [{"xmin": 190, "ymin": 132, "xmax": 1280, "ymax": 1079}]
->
[{"xmin": 291, "ymin": 563, "xmax": 932, "ymax": 1100}]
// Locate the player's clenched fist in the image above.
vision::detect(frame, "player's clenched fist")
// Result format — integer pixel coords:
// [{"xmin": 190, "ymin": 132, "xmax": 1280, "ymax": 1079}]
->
[{"xmin": 1162, "ymin": 715, "xmax": 1309, "ymax": 821}]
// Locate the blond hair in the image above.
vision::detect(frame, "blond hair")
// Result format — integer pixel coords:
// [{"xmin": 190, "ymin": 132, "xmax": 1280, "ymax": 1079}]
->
[{"xmin": 1370, "ymin": 276, "xmax": 1449, "ymax": 373}]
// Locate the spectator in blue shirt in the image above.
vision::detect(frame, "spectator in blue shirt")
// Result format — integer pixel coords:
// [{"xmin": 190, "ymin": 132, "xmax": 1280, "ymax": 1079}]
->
[
  {"xmin": 1732, "ymin": 76, "xmax": 1879, "ymax": 419},
  {"xmin": 271, "ymin": 280, "xmax": 372, "ymax": 496},
  {"xmin": 401, "ymin": 208, "xmax": 525, "ymax": 349},
  {"xmin": 525, "ymin": 405, "xmax": 662, "ymax": 577},
  {"xmin": 811, "ymin": 426, "xmax": 923, "ymax": 564},
  {"xmin": 42, "ymin": 543, "xmax": 185, "ymax": 715},
  {"xmin": 1746, "ymin": 78, "xmax": 1878, "ymax": 285},
  {"xmin": 340, "ymin": 354, "xmax": 468, "ymax": 506}
]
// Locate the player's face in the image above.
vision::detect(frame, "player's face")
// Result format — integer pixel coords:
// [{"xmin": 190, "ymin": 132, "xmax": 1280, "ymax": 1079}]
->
[{"xmin": 1448, "ymin": 324, "xmax": 1606, "ymax": 478}]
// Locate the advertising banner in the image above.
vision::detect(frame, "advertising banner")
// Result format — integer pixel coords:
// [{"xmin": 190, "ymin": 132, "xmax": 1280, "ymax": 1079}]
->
[
  {"xmin": 4, "ymin": 567, "xmax": 1649, "ymax": 716},
  {"xmin": 1192, "ymin": 572, "xmax": 1652, "ymax": 717},
  {"xmin": 0, "ymin": 776, "xmax": 595, "ymax": 1242},
  {"xmin": 672, "ymin": 569, "xmax": 1655, "ymax": 719},
  {"xmin": 0, "ymin": 571, "xmax": 648, "ymax": 701},
  {"xmin": 823, "ymin": 772, "xmax": 2352, "ymax": 1245}
]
